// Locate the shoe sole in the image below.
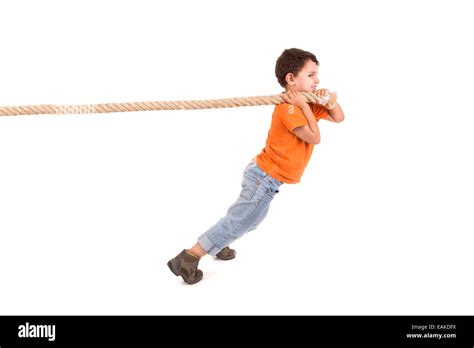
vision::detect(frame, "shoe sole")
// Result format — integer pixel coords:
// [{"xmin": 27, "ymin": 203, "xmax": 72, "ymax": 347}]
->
[{"xmin": 215, "ymin": 255, "xmax": 236, "ymax": 260}]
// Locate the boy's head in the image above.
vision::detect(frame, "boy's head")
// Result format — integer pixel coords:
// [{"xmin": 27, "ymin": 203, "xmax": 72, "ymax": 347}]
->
[{"xmin": 275, "ymin": 48, "xmax": 320, "ymax": 92}]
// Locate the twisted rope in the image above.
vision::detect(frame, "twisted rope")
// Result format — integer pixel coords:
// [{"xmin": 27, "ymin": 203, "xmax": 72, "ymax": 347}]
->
[{"xmin": 0, "ymin": 92, "xmax": 337, "ymax": 117}]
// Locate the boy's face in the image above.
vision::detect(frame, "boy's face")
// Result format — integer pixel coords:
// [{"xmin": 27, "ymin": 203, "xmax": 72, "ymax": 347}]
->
[{"xmin": 286, "ymin": 60, "xmax": 320, "ymax": 92}]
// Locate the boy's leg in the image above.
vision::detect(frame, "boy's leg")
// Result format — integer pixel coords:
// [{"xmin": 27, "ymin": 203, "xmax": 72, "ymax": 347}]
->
[
  {"xmin": 248, "ymin": 203, "xmax": 270, "ymax": 232},
  {"xmin": 215, "ymin": 202, "xmax": 270, "ymax": 260},
  {"xmin": 168, "ymin": 160, "xmax": 282, "ymax": 284},
  {"xmin": 197, "ymin": 162, "xmax": 282, "ymax": 256},
  {"xmin": 188, "ymin": 242, "xmax": 206, "ymax": 258}
]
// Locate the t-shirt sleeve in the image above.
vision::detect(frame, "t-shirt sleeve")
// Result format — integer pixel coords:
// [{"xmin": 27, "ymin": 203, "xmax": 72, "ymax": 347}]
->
[{"xmin": 278, "ymin": 104, "xmax": 308, "ymax": 132}]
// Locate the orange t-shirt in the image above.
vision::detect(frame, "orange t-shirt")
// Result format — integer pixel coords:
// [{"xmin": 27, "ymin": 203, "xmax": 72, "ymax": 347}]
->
[{"xmin": 256, "ymin": 103, "xmax": 330, "ymax": 184}]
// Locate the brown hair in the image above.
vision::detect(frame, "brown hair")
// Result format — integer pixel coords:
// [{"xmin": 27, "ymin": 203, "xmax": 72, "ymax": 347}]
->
[{"xmin": 275, "ymin": 48, "xmax": 319, "ymax": 88}]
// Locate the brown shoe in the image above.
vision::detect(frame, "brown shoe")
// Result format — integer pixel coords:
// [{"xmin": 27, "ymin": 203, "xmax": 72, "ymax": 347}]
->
[
  {"xmin": 215, "ymin": 246, "xmax": 236, "ymax": 260},
  {"xmin": 167, "ymin": 250, "xmax": 203, "ymax": 284}
]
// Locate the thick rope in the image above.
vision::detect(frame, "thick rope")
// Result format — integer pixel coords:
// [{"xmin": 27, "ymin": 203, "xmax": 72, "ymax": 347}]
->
[{"xmin": 0, "ymin": 92, "xmax": 337, "ymax": 117}]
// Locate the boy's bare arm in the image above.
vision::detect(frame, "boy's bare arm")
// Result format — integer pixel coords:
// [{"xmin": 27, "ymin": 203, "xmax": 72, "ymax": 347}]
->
[
  {"xmin": 281, "ymin": 89, "xmax": 321, "ymax": 144},
  {"xmin": 328, "ymin": 103, "xmax": 345, "ymax": 122},
  {"xmin": 315, "ymin": 89, "xmax": 345, "ymax": 123},
  {"xmin": 300, "ymin": 103, "xmax": 321, "ymax": 143}
]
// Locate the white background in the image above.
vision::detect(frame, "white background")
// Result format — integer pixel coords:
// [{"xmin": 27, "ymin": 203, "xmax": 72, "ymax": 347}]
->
[{"xmin": 1, "ymin": 0, "xmax": 473, "ymax": 315}]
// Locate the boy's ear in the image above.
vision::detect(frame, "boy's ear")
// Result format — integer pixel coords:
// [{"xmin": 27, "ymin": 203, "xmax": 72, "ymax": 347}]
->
[{"xmin": 285, "ymin": 73, "xmax": 296, "ymax": 86}]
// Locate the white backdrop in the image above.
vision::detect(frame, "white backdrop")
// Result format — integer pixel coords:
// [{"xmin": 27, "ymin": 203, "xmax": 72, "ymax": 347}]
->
[{"xmin": 1, "ymin": 0, "xmax": 473, "ymax": 315}]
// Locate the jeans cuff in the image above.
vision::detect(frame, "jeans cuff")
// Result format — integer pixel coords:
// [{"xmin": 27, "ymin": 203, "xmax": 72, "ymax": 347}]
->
[{"xmin": 197, "ymin": 234, "xmax": 221, "ymax": 256}]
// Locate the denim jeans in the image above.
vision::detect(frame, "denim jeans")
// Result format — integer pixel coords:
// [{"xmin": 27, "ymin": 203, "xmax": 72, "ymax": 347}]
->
[{"xmin": 198, "ymin": 158, "xmax": 284, "ymax": 256}]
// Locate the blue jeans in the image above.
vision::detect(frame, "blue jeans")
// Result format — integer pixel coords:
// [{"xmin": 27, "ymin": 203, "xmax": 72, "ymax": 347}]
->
[{"xmin": 198, "ymin": 158, "xmax": 284, "ymax": 256}]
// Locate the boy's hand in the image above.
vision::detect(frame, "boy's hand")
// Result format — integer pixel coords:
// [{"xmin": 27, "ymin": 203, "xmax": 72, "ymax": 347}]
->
[
  {"xmin": 315, "ymin": 88, "xmax": 331, "ymax": 105},
  {"xmin": 315, "ymin": 88, "xmax": 331, "ymax": 99},
  {"xmin": 281, "ymin": 86, "xmax": 308, "ymax": 110}
]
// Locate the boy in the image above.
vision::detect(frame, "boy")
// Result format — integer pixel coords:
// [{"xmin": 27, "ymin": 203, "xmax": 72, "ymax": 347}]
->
[{"xmin": 168, "ymin": 48, "xmax": 345, "ymax": 284}]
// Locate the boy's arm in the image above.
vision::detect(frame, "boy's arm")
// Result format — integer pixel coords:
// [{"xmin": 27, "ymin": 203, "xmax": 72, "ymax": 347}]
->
[
  {"xmin": 323, "ymin": 103, "xmax": 345, "ymax": 123},
  {"xmin": 314, "ymin": 89, "xmax": 345, "ymax": 123},
  {"xmin": 298, "ymin": 103, "xmax": 321, "ymax": 143},
  {"xmin": 281, "ymin": 90, "xmax": 321, "ymax": 144}
]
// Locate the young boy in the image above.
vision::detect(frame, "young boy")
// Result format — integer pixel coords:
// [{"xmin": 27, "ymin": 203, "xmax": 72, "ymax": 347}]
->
[{"xmin": 167, "ymin": 48, "xmax": 345, "ymax": 284}]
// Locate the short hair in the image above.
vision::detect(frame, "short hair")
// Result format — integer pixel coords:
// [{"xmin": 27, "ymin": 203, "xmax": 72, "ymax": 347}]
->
[{"xmin": 275, "ymin": 48, "xmax": 319, "ymax": 88}]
